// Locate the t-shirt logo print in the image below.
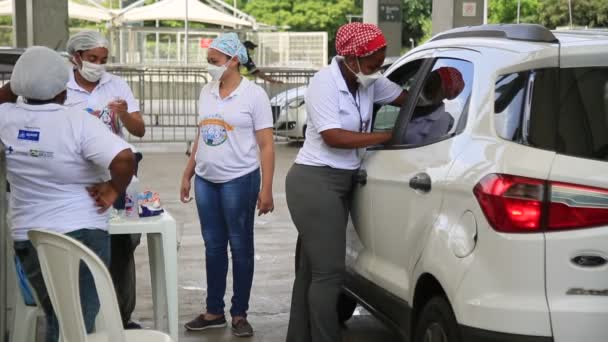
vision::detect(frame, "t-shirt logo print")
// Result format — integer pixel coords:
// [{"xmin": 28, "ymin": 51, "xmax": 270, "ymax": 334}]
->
[{"xmin": 200, "ymin": 114, "xmax": 234, "ymax": 146}]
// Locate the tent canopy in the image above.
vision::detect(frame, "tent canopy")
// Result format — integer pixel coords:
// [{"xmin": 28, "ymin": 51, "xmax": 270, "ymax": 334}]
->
[
  {"xmin": 116, "ymin": 0, "xmax": 252, "ymax": 28},
  {"xmin": 0, "ymin": 0, "xmax": 254, "ymax": 27},
  {"xmin": 0, "ymin": 1, "xmax": 113, "ymax": 22}
]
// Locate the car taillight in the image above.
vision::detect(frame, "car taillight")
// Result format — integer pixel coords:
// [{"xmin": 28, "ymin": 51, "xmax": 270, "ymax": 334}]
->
[
  {"xmin": 548, "ymin": 182, "xmax": 608, "ymax": 230},
  {"xmin": 473, "ymin": 174, "xmax": 545, "ymax": 232},
  {"xmin": 474, "ymin": 174, "xmax": 608, "ymax": 233}
]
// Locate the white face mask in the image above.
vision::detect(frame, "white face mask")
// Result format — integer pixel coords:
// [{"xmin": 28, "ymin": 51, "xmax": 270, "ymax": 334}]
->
[
  {"xmin": 346, "ymin": 58, "xmax": 382, "ymax": 89},
  {"xmin": 79, "ymin": 60, "xmax": 105, "ymax": 83},
  {"xmin": 208, "ymin": 58, "xmax": 232, "ymax": 81}
]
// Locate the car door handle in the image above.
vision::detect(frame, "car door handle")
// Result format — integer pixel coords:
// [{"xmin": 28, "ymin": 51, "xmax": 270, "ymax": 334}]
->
[{"xmin": 409, "ymin": 173, "xmax": 432, "ymax": 193}]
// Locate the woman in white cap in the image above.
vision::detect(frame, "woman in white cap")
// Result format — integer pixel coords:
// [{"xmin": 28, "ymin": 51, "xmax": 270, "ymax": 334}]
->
[
  {"xmin": 0, "ymin": 46, "xmax": 135, "ymax": 342},
  {"xmin": 180, "ymin": 32, "xmax": 275, "ymax": 337},
  {"xmin": 65, "ymin": 30, "xmax": 145, "ymax": 330}
]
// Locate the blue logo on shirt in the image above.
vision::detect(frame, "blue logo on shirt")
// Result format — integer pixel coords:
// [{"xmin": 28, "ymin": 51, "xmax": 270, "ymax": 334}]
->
[{"xmin": 17, "ymin": 130, "xmax": 40, "ymax": 142}]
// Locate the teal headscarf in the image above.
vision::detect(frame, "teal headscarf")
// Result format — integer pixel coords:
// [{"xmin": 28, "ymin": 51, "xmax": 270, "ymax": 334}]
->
[{"xmin": 209, "ymin": 33, "xmax": 249, "ymax": 64}]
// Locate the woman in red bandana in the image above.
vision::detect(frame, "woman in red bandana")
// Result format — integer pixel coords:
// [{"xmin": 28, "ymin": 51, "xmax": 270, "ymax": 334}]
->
[{"xmin": 285, "ymin": 23, "xmax": 409, "ymax": 342}]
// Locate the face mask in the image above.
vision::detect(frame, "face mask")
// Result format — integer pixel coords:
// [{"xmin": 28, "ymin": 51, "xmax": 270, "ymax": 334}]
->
[
  {"xmin": 348, "ymin": 58, "xmax": 382, "ymax": 89},
  {"xmin": 208, "ymin": 58, "xmax": 232, "ymax": 81},
  {"xmin": 79, "ymin": 60, "xmax": 105, "ymax": 83}
]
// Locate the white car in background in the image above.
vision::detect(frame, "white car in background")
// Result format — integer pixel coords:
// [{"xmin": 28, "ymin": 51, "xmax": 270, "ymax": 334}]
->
[
  {"xmin": 272, "ymin": 85, "xmax": 307, "ymax": 140},
  {"xmin": 340, "ymin": 24, "xmax": 608, "ymax": 342}
]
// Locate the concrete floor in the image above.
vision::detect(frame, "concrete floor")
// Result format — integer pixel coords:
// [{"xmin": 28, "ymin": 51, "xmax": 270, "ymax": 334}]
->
[{"xmin": 131, "ymin": 142, "xmax": 401, "ymax": 341}]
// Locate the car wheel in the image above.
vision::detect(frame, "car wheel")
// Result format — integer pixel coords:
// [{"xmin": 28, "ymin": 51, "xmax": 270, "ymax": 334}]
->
[
  {"xmin": 413, "ymin": 297, "xmax": 462, "ymax": 342},
  {"xmin": 302, "ymin": 125, "xmax": 307, "ymax": 139},
  {"xmin": 337, "ymin": 293, "xmax": 358, "ymax": 324}
]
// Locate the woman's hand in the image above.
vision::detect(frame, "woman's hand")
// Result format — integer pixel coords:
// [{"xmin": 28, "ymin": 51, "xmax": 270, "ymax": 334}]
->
[
  {"xmin": 87, "ymin": 181, "xmax": 120, "ymax": 213},
  {"xmin": 108, "ymin": 99, "xmax": 129, "ymax": 118},
  {"xmin": 180, "ymin": 176, "xmax": 193, "ymax": 203},
  {"xmin": 257, "ymin": 189, "xmax": 274, "ymax": 216}
]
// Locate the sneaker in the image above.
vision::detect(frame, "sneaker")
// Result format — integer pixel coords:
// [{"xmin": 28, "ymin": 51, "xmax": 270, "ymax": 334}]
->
[
  {"xmin": 184, "ymin": 314, "xmax": 227, "ymax": 331},
  {"xmin": 232, "ymin": 318, "xmax": 254, "ymax": 337},
  {"xmin": 125, "ymin": 320, "xmax": 143, "ymax": 330}
]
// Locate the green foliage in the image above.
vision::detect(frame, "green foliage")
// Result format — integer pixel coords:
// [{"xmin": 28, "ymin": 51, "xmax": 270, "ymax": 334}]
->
[
  {"xmin": 244, "ymin": 0, "xmax": 360, "ymax": 53},
  {"xmin": 488, "ymin": 0, "xmax": 608, "ymax": 28},
  {"xmin": 537, "ymin": 0, "xmax": 608, "ymax": 29},
  {"xmin": 402, "ymin": 0, "xmax": 432, "ymax": 45},
  {"xmin": 488, "ymin": 0, "xmax": 539, "ymax": 24}
]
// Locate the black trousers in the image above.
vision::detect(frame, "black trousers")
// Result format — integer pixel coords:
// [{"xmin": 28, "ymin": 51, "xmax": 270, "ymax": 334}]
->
[{"xmin": 111, "ymin": 152, "xmax": 143, "ymax": 326}]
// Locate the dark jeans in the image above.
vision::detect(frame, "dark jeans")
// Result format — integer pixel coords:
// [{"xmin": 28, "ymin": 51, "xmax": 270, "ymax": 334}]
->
[
  {"xmin": 194, "ymin": 169, "xmax": 260, "ymax": 317},
  {"xmin": 111, "ymin": 151, "xmax": 142, "ymax": 326},
  {"xmin": 13, "ymin": 229, "xmax": 111, "ymax": 342},
  {"xmin": 285, "ymin": 164, "xmax": 356, "ymax": 342}
]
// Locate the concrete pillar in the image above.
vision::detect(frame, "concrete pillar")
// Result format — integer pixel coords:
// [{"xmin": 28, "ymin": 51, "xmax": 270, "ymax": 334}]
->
[
  {"xmin": 363, "ymin": 0, "xmax": 402, "ymax": 58},
  {"xmin": 432, "ymin": 0, "xmax": 485, "ymax": 35},
  {"xmin": 432, "ymin": 0, "xmax": 454, "ymax": 35},
  {"xmin": 13, "ymin": 0, "xmax": 69, "ymax": 49},
  {"xmin": 12, "ymin": 0, "xmax": 27, "ymax": 48}
]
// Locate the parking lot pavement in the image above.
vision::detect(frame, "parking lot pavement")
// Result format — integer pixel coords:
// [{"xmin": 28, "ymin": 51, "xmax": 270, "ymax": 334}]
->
[{"xmin": 132, "ymin": 142, "xmax": 401, "ymax": 342}]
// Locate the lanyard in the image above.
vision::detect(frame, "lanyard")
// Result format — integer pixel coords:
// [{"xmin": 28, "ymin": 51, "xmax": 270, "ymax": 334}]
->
[{"xmin": 355, "ymin": 90, "xmax": 369, "ymax": 133}]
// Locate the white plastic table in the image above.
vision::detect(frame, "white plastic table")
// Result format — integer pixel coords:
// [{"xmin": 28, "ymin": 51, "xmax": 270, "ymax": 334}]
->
[{"xmin": 109, "ymin": 211, "xmax": 178, "ymax": 342}]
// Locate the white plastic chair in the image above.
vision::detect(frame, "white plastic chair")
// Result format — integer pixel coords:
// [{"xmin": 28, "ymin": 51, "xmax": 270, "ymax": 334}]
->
[
  {"xmin": 27, "ymin": 229, "xmax": 173, "ymax": 342},
  {"xmin": 9, "ymin": 252, "xmax": 43, "ymax": 342}
]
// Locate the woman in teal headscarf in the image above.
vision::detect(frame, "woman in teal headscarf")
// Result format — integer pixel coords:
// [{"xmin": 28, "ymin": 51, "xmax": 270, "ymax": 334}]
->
[{"xmin": 180, "ymin": 33, "xmax": 275, "ymax": 337}]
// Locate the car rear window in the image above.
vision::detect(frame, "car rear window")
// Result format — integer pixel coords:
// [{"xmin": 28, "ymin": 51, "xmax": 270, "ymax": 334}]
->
[{"xmin": 495, "ymin": 67, "xmax": 608, "ymax": 161}]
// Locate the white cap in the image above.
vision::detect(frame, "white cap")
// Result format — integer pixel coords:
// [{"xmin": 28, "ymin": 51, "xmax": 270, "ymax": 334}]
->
[
  {"xmin": 66, "ymin": 30, "xmax": 109, "ymax": 56},
  {"xmin": 10, "ymin": 46, "xmax": 70, "ymax": 101}
]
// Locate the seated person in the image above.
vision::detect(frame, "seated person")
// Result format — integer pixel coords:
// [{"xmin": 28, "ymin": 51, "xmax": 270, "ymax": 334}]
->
[
  {"xmin": 405, "ymin": 67, "xmax": 465, "ymax": 145},
  {"xmin": 0, "ymin": 46, "xmax": 135, "ymax": 342}
]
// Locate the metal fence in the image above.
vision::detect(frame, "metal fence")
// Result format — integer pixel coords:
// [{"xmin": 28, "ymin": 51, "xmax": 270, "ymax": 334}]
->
[
  {"xmin": 107, "ymin": 66, "xmax": 316, "ymax": 147},
  {"xmin": 0, "ymin": 65, "xmax": 315, "ymax": 148},
  {"xmin": 245, "ymin": 31, "xmax": 329, "ymax": 70},
  {"xmin": 107, "ymin": 28, "xmax": 328, "ymax": 70},
  {"xmin": 108, "ymin": 65, "xmax": 209, "ymax": 145}
]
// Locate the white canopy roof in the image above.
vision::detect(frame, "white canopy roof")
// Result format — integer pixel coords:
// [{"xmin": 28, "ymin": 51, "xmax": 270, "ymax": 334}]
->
[
  {"xmin": 116, "ymin": 0, "xmax": 252, "ymax": 27},
  {"xmin": 0, "ymin": 1, "xmax": 113, "ymax": 22}
]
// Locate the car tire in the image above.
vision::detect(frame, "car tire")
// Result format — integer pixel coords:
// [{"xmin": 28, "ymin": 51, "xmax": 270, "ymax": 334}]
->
[
  {"xmin": 337, "ymin": 293, "xmax": 358, "ymax": 324},
  {"xmin": 413, "ymin": 297, "xmax": 462, "ymax": 342},
  {"xmin": 302, "ymin": 125, "xmax": 307, "ymax": 139}
]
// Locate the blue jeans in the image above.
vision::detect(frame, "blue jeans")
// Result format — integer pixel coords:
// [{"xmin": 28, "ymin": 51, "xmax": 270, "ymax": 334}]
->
[
  {"xmin": 194, "ymin": 169, "xmax": 260, "ymax": 317},
  {"xmin": 13, "ymin": 229, "xmax": 111, "ymax": 342}
]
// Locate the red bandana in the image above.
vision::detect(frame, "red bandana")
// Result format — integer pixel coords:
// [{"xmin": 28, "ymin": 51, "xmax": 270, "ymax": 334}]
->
[
  {"xmin": 335, "ymin": 23, "xmax": 387, "ymax": 57},
  {"xmin": 436, "ymin": 67, "xmax": 465, "ymax": 100}
]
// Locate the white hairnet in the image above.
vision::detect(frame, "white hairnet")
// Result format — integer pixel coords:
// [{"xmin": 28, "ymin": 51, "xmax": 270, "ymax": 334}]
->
[
  {"xmin": 10, "ymin": 46, "xmax": 70, "ymax": 100},
  {"xmin": 66, "ymin": 30, "xmax": 109, "ymax": 56}
]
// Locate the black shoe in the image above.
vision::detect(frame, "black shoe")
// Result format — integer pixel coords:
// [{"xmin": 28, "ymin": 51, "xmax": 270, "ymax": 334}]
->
[
  {"xmin": 125, "ymin": 320, "xmax": 143, "ymax": 330},
  {"xmin": 232, "ymin": 318, "xmax": 254, "ymax": 337},
  {"xmin": 184, "ymin": 314, "xmax": 227, "ymax": 331}
]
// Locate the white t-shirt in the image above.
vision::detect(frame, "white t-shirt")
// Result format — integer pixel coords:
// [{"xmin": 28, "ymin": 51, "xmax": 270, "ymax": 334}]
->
[
  {"xmin": 65, "ymin": 70, "xmax": 140, "ymax": 141},
  {"xmin": 0, "ymin": 102, "xmax": 131, "ymax": 241},
  {"xmin": 295, "ymin": 57, "xmax": 402, "ymax": 170},
  {"xmin": 195, "ymin": 78, "xmax": 273, "ymax": 183}
]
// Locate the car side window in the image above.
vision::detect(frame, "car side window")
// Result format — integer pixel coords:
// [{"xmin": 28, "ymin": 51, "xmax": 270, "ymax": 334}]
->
[
  {"xmin": 494, "ymin": 72, "xmax": 529, "ymax": 142},
  {"xmin": 402, "ymin": 58, "xmax": 474, "ymax": 146},
  {"xmin": 373, "ymin": 59, "xmax": 424, "ymax": 132}
]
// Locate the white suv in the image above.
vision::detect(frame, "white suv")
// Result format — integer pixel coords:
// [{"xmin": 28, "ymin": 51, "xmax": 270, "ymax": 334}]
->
[{"xmin": 341, "ymin": 24, "xmax": 608, "ymax": 342}]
